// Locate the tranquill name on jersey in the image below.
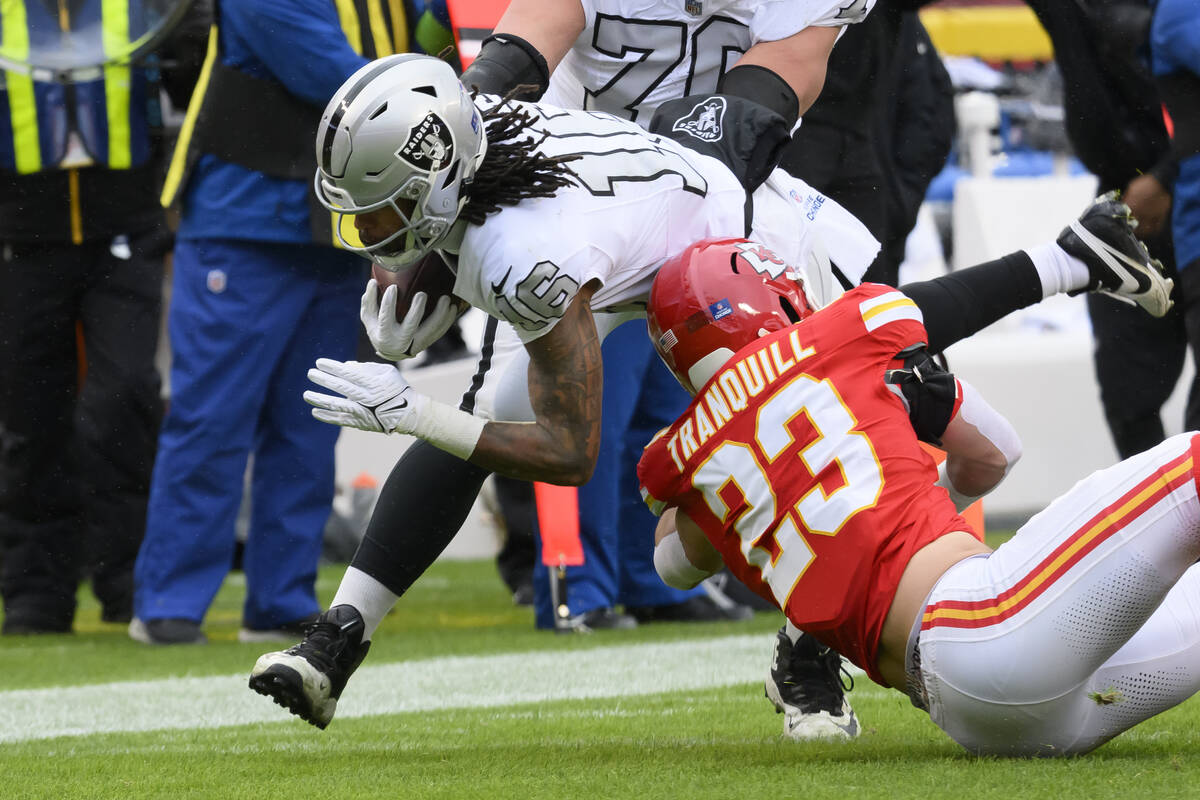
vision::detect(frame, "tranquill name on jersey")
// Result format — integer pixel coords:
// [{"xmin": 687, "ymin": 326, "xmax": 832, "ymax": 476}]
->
[{"xmin": 661, "ymin": 330, "xmax": 815, "ymax": 472}]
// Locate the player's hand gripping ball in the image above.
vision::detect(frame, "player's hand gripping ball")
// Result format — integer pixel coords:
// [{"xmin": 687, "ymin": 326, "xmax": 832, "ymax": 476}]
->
[
  {"xmin": 370, "ymin": 252, "xmax": 463, "ymax": 322},
  {"xmin": 363, "ymin": 253, "xmax": 467, "ymax": 361}
]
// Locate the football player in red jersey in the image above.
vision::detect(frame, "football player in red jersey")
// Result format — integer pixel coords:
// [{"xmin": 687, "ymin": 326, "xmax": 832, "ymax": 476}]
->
[{"xmin": 639, "ymin": 238, "xmax": 1200, "ymax": 756}]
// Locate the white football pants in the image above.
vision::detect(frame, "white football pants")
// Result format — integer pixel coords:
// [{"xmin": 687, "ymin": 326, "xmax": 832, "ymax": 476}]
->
[{"xmin": 913, "ymin": 433, "xmax": 1200, "ymax": 756}]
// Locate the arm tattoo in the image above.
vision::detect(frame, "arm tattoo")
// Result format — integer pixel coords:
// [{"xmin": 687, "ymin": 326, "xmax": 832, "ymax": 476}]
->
[{"xmin": 468, "ymin": 285, "xmax": 604, "ymax": 484}]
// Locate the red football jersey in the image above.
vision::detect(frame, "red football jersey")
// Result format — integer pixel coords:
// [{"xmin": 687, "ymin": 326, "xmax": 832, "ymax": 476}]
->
[{"xmin": 638, "ymin": 284, "xmax": 970, "ymax": 684}]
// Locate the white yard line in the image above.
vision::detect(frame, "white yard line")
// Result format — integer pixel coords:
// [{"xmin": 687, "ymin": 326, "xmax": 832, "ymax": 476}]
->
[{"xmin": 0, "ymin": 634, "xmax": 868, "ymax": 744}]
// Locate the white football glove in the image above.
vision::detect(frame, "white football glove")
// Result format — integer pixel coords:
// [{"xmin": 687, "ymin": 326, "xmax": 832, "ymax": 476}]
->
[
  {"xmin": 304, "ymin": 359, "xmax": 427, "ymax": 435},
  {"xmin": 360, "ymin": 279, "xmax": 462, "ymax": 362}
]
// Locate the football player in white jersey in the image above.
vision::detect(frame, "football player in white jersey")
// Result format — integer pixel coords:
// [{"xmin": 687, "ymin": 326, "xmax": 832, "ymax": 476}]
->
[
  {"xmin": 247, "ymin": 54, "xmax": 1174, "ymax": 732},
  {"xmin": 531, "ymin": 0, "xmax": 872, "ymax": 123}
]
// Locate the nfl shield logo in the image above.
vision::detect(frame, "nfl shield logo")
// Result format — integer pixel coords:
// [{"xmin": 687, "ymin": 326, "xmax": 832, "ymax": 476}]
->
[
  {"xmin": 206, "ymin": 269, "xmax": 227, "ymax": 294},
  {"xmin": 709, "ymin": 299, "xmax": 733, "ymax": 321},
  {"xmin": 685, "ymin": 0, "xmax": 702, "ymax": 16}
]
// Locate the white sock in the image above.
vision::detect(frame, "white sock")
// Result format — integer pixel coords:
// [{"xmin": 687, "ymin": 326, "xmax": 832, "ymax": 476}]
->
[
  {"xmin": 1026, "ymin": 241, "xmax": 1090, "ymax": 298},
  {"xmin": 331, "ymin": 566, "xmax": 399, "ymax": 642},
  {"xmin": 784, "ymin": 619, "xmax": 804, "ymax": 645}
]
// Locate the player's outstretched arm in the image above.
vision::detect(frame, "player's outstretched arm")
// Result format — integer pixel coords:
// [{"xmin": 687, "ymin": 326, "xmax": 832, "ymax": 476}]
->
[
  {"xmin": 304, "ymin": 283, "xmax": 604, "ymax": 484},
  {"xmin": 467, "ymin": 281, "xmax": 604, "ymax": 485}
]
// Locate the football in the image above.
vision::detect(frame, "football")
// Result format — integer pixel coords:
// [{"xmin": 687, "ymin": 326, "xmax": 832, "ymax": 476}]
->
[{"xmin": 371, "ymin": 252, "xmax": 465, "ymax": 323}]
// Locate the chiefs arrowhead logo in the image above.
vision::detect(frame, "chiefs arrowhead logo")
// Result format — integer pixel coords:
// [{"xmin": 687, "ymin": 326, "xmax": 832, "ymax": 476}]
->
[{"xmin": 671, "ymin": 97, "xmax": 727, "ymax": 143}]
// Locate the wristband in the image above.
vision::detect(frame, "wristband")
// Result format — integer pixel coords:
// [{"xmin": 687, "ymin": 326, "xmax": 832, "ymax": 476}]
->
[
  {"xmin": 408, "ymin": 396, "xmax": 488, "ymax": 460},
  {"xmin": 654, "ymin": 531, "xmax": 712, "ymax": 589}
]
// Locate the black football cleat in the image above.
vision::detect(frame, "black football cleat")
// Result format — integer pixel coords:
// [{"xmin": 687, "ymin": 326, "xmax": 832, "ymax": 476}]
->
[
  {"xmin": 566, "ymin": 606, "xmax": 638, "ymax": 632},
  {"xmin": 625, "ymin": 592, "xmax": 753, "ymax": 624},
  {"xmin": 248, "ymin": 605, "xmax": 371, "ymax": 729},
  {"xmin": 1058, "ymin": 190, "xmax": 1174, "ymax": 317},
  {"xmin": 764, "ymin": 626, "xmax": 859, "ymax": 741},
  {"xmin": 128, "ymin": 617, "xmax": 206, "ymax": 645},
  {"xmin": 238, "ymin": 613, "xmax": 321, "ymax": 644}
]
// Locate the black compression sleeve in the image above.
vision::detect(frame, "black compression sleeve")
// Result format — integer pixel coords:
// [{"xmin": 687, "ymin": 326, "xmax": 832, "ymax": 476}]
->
[
  {"xmin": 718, "ymin": 64, "xmax": 800, "ymax": 129},
  {"xmin": 901, "ymin": 251, "xmax": 1043, "ymax": 353},
  {"xmin": 350, "ymin": 439, "xmax": 492, "ymax": 596},
  {"xmin": 649, "ymin": 93, "xmax": 791, "ymax": 194}
]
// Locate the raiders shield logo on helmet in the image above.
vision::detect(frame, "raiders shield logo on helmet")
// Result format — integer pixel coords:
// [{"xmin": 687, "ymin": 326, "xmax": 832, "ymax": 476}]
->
[
  {"xmin": 671, "ymin": 97, "xmax": 726, "ymax": 143},
  {"xmin": 397, "ymin": 112, "xmax": 455, "ymax": 171}
]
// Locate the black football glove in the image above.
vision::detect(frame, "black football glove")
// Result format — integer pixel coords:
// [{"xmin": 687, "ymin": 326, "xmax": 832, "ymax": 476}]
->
[{"xmin": 885, "ymin": 346, "xmax": 957, "ymax": 447}]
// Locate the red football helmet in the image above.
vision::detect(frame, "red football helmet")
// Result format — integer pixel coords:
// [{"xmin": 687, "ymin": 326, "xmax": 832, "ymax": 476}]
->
[{"xmin": 648, "ymin": 238, "xmax": 817, "ymax": 394}]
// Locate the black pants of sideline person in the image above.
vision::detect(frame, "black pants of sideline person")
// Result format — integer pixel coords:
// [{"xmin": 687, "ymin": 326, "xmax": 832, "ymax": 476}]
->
[
  {"xmin": 1088, "ymin": 226, "xmax": 1200, "ymax": 460},
  {"xmin": 781, "ymin": 123, "xmax": 888, "ymax": 250},
  {"xmin": 0, "ymin": 231, "xmax": 165, "ymax": 633}
]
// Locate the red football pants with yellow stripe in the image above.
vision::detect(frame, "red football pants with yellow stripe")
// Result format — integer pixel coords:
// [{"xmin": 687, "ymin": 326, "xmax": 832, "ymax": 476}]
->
[{"xmin": 913, "ymin": 432, "xmax": 1200, "ymax": 757}]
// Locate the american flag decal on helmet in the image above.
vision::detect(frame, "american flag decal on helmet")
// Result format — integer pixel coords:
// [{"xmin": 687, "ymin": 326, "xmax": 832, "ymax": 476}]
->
[{"xmin": 658, "ymin": 329, "xmax": 679, "ymax": 351}]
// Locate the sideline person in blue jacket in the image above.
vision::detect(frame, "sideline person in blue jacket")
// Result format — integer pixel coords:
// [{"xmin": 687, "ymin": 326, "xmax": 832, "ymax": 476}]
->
[
  {"xmin": 1152, "ymin": 0, "xmax": 1200, "ymax": 354},
  {"xmin": 132, "ymin": 0, "xmax": 453, "ymax": 644}
]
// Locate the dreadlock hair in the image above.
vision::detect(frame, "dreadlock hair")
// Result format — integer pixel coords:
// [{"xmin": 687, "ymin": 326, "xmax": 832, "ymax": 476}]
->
[{"xmin": 458, "ymin": 92, "xmax": 580, "ymax": 226}]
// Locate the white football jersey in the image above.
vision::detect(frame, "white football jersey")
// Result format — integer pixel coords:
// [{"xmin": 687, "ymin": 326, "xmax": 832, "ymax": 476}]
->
[
  {"xmin": 542, "ymin": 0, "xmax": 875, "ymax": 126},
  {"xmin": 451, "ymin": 98, "xmax": 747, "ymax": 342},
  {"xmin": 450, "ymin": 98, "xmax": 878, "ymax": 344}
]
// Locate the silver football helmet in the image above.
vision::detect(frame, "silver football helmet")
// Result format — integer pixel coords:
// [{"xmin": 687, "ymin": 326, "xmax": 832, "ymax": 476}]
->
[{"xmin": 314, "ymin": 54, "xmax": 488, "ymax": 270}]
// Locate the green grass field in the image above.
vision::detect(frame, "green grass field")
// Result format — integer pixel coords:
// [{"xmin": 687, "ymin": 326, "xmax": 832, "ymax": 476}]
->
[{"xmin": 1, "ymin": 556, "xmax": 1196, "ymax": 800}]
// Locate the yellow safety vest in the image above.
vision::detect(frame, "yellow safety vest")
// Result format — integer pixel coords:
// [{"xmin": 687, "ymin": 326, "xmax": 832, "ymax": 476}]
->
[{"xmin": 0, "ymin": 0, "xmax": 147, "ymax": 174}]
